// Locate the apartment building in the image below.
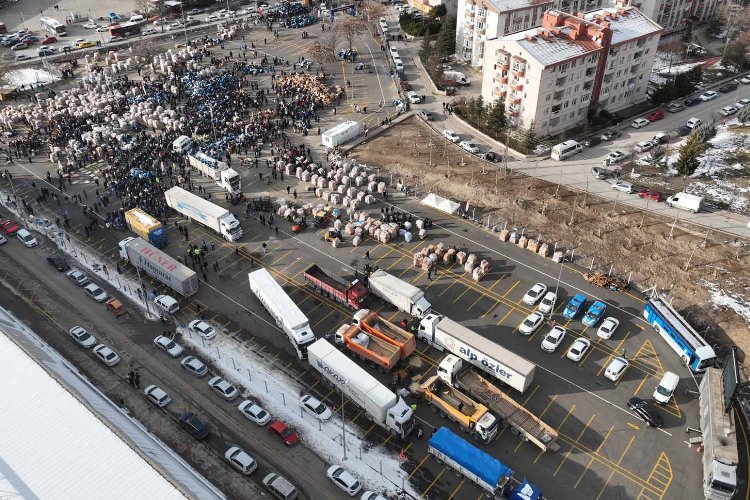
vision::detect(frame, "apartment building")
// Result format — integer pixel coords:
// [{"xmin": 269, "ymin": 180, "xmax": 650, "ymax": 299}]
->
[
  {"xmin": 480, "ymin": 8, "xmax": 662, "ymax": 137},
  {"xmin": 615, "ymin": 0, "xmax": 724, "ymax": 33}
]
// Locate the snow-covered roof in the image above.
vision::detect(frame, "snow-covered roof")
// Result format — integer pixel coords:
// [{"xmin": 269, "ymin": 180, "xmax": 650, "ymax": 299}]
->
[
  {"xmin": 585, "ymin": 7, "xmax": 663, "ymax": 45},
  {"xmin": 504, "ymin": 28, "xmax": 600, "ymax": 67},
  {"xmin": 486, "ymin": 0, "xmax": 552, "ymax": 14},
  {"xmin": 0, "ymin": 309, "xmax": 187, "ymax": 500}
]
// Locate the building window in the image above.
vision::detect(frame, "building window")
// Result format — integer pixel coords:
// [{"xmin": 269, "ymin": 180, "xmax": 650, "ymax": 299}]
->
[
  {"xmin": 551, "ymin": 104, "xmax": 561, "ymax": 114},
  {"xmin": 546, "ymin": 94, "xmax": 551, "ymax": 101},
  {"xmin": 582, "ymin": 94, "xmax": 590, "ymax": 101}
]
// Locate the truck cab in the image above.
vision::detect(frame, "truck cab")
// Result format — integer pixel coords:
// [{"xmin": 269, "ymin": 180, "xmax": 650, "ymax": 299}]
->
[
  {"xmin": 118, "ymin": 237, "xmax": 136, "ymax": 261},
  {"xmin": 386, "ymin": 397, "xmax": 415, "ymax": 438},
  {"xmin": 416, "ymin": 313, "xmax": 444, "ymax": 349}
]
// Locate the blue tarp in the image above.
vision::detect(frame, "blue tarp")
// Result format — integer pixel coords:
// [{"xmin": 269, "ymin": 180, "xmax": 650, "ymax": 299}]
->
[
  {"xmin": 428, "ymin": 427, "xmax": 512, "ymax": 490},
  {"xmin": 510, "ymin": 479, "xmax": 541, "ymax": 500}
]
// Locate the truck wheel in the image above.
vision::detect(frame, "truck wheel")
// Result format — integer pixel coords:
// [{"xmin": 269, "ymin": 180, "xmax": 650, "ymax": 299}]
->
[{"xmin": 439, "ymin": 410, "xmax": 447, "ymax": 419}]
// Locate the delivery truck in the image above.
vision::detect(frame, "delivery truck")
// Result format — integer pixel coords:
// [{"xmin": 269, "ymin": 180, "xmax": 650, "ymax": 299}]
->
[
  {"xmin": 417, "ymin": 313, "xmax": 535, "ymax": 393},
  {"xmin": 334, "ymin": 323, "xmax": 402, "ymax": 372},
  {"xmin": 118, "ymin": 237, "xmax": 199, "ymax": 297},
  {"xmin": 248, "ymin": 268, "xmax": 316, "ymax": 359},
  {"xmin": 124, "ymin": 208, "xmax": 168, "ymax": 248},
  {"xmin": 308, "ymin": 338, "xmax": 415, "ymax": 438},
  {"xmin": 303, "ymin": 264, "xmax": 369, "ymax": 310},
  {"xmin": 428, "ymin": 427, "xmax": 513, "ymax": 499},
  {"xmin": 188, "ymin": 152, "xmax": 242, "ymax": 195},
  {"xmin": 321, "ymin": 120, "xmax": 362, "ymax": 149},
  {"xmin": 353, "ymin": 309, "xmax": 416, "ymax": 358},
  {"xmin": 666, "ymin": 192, "xmax": 702, "ymax": 213},
  {"xmin": 164, "ymin": 186, "xmax": 243, "ymax": 241},
  {"xmin": 416, "ymin": 374, "xmax": 498, "ymax": 443},
  {"xmin": 437, "ymin": 355, "xmax": 559, "ymax": 452},
  {"xmin": 367, "ymin": 270, "xmax": 431, "ymax": 318}
]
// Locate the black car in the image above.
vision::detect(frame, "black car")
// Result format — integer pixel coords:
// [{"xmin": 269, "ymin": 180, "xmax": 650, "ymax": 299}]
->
[
  {"xmin": 179, "ymin": 412, "xmax": 210, "ymax": 440},
  {"xmin": 666, "ymin": 102, "xmax": 685, "ymax": 113},
  {"xmin": 47, "ymin": 253, "xmax": 70, "ymax": 272},
  {"xmin": 627, "ymin": 397, "xmax": 663, "ymax": 428},
  {"xmin": 600, "ymin": 130, "xmax": 621, "ymax": 141},
  {"xmin": 582, "ymin": 136, "xmax": 602, "ymax": 148},
  {"xmin": 684, "ymin": 97, "xmax": 700, "ymax": 107},
  {"xmin": 480, "ymin": 151, "xmax": 499, "ymax": 162},
  {"xmin": 676, "ymin": 125, "xmax": 692, "ymax": 136},
  {"xmin": 718, "ymin": 83, "xmax": 738, "ymax": 93}
]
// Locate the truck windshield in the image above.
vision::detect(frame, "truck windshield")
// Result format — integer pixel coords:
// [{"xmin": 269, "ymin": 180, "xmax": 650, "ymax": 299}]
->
[{"xmin": 710, "ymin": 479, "xmax": 736, "ymax": 494}]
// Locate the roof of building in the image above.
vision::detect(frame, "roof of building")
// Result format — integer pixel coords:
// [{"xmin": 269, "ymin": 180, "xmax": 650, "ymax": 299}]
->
[
  {"xmin": 503, "ymin": 26, "xmax": 601, "ymax": 67},
  {"xmin": 585, "ymin": 7, "xmax": 663, "ymax": 45},
  {"xmin": 485, "ymin": 0, "xmax": 553, "ymax": 15}
]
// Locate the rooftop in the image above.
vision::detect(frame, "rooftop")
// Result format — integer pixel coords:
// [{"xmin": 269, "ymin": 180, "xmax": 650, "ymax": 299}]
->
[
  {"xmin": 503, "ymin": 26, "xmax": 601, "ymax": 67},
  {"xmin": 485, "ymin": 0, "xmax": 553, "ymax": 14},
  {"xmin": 585, "ymin": 7, "xmax": 663, "ymax": 45}
]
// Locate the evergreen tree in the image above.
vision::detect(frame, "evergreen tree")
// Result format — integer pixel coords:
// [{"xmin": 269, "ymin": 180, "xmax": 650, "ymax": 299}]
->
[
  {"xmin": 694, "ymin": 122, "xmax": 717, "ymax": 143},
  {"xmin": 421, "ymin": 29, "xmax": 432, "ymax": 57},
  {"xmin": 436, "ymin": 17, "xmax": 456, "ymax": 57},
  {"xmin": 486, "ymin": 102, "xmax": 507, "ymax": 136},
  {"xmin": 521, "ymin": 122, "xmax": 537, "ymax": 154},
  {"xmin": 738, "ymin": 105, "xmax": 750, "ymax": 124},
  {"xmin": 675, "ymin": 132, "xmax": 705, "ymax": 176}
]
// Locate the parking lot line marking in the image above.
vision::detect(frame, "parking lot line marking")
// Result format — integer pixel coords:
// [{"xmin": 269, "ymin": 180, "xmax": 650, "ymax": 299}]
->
[
  {"xmin": 595, "ymin": 471, "xmax": 616, "ymax": 500},
  {"xmin": 452, "ymin": 286, "xmax": 474, "ymax": 303},
  {"xmin": 285, "ymin": 361, "xmax": 294, "ymax": 369},
  {"xmin": 372, "ymin": 247, "xmax": 397, "ymax": 266},
  {"xmin": 579, "ymin": 341, "xmax": 597, "ymax": 366},
  {"xmin": 411, "ymin": 270, "xmax": 427, "ymax": 283},
  {"xmin": 556, "ymin": 404, "xmax": 576, "ymax": 432},
  {"xmin": 597, "ymin": 331, "xmax": 631, "ymax": 377},
  {"xmin": 447, "ymin": 479, "xmax": 466, "ymax": 500},
  {"xmin": 596, "ymin": 425, "xmax": 615, "ymax": 453},
  {"xmin": 633, "ymin": 373, "xmax": 650, "ymax": 397},
  {"xmin": 502, "ymin": 280, "xmax": 520, "ymax": 298},
  {"xmin": 308, "ymin": 380, "xmax": 319, "ymax": 391},
  {"xmin": 420, "ymin": 468, "xmax": 445, "ymax": 498},
  {"xmin": 521, "ymin": 384, "xmax": 539, "ymax": 406},
  {"xmin": 553, "ymin": 447, "xmax": 573, "ymax": 477},
  {"xmin": 386, "ymin": 255, "xmax": 407, "ymax": 271},
  {"xmin": 294, "ymin": 370, "xmax": 307, "ymax": 381},
  {"xmin": 439, "ymin": 281, "xmax": 459, "ymax": 296},
  {"xmin": 382, "ymin": 434, "xmax": 393, "ymax": 446},
  {"xmin": 627, "ymin": 422, "xmax": 641, "ymax": 431},
  {"xmin": 496, "ymin": 308, "xmax": 514, "ymax": 326},
  {"xmin": 618, "ymin": 435, "xmax": 636, "ymax": 465},
  {"xmin": 577, "ymin": 414, "xmax": 596, "ymax": 442},
  {"xmin": 574, "ymin": 457, "xmax": 596, "ymax": 489},
  {"xmin": 312, "ymin": 309, "xmax": 337, "ymax": 329},
  {"xmin": 365, "ymin": 423, "xmax": 378, "ymax": 435},
  {"xmin": 466, "ymin": 293, "xmax": 486, "ymax": 311},
  {"xmin": 481, "ymin": 299, "xmax": 500, "ymax": 319},
  {"xmin": 409, "ymin": 455, "xmax": 430, "ymax": 479},
  {"xmin": 538, "ymin": 395, "xmax": 557, "ymax": 419}
]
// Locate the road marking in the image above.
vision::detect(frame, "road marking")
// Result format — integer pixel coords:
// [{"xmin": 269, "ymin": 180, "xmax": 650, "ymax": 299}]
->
[
  {"xmin": 618, "ymin": 435, "xmax": 636, "ymax": 465},
  {"xmin": 553, "ymin": 447, "xmax": 573, "ymax": 477},
  {"xmin": 496, "ymin": 308, "xmax": 514, "ymax": 326},
  {"xmin": 409, "ymin": 455, "xmax": 430, "ymax": 479},
  {"xmin": 595, "ymin": 471, "xmax": 616, "ymax": 500},
  {"xmin": 466, "ymin": 292, "xmax": 486, "ymax": 311},
  {"xmin": 574, "ymin": 457, "xmax": 596, "ymax": 489},
  {"xmin": 452, "ymin": 285, "xmax": 474, "ymax": 303},
  {"xmin": 502, "ymin": 279, "xmax": 520, "ymax": 297},
  {"xmin": 577, "ymin": 414, "xmax": 596, "ymax": 442},
  {"xmin": 481, "ymin": 299, "xmax": 500, "ymax": 319},
  {"xmin": 420, "ymin": 468, "xmax": 445, "ymax": 497},
  {"xmin": 597, "ymin": 331, "xmax": 631, "ymax": 377},
  {"xmin": 447, "ymin": 479, "xmax": 466, "ymax": 500},
  {"xmin": 596, "ymin": 425, "xmax": 615, "ymax": 453},
  {"xmin": 556, "ymin": 404, "xmax": 576, "ymax": 432},
  {"xmin": 627, "ymin": 422, "xmax": 641, "ymax": 431}
]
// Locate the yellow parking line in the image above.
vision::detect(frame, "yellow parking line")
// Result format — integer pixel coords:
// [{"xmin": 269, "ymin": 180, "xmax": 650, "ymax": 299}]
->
[
  {"xmin": 466, "ymin": 293, "xmax": 486, "ymax": 311},
  {"xmin": 577, "ymin": 414, "xmax": 596, "ymax": 442},
  {"xmin": 633, "ymin": 372, "xmax": 650, "ymax": 397},
  {"xmin": 597, "ymin": 331, "xmax": 631, "ymax": 377},
  {"xmin": 538, "ymin": 395, "xmax": 557, "ymax": 419},
  {"xmin": 596, "ymin": 425, "xmax": 615, "ymax": 453},
  {"xmin": 595, "ymin": 471, "xmax": 616, "ymax": 500},
  {"xmin": 574, "ymin": 457, "xmax": 595, "ymax": 489},
  {"xmin": 420, "ymin": 469, "xmax": 445, "ymax": 497},
  {"xmin": 496, "ymin": 308, "xmax": 514, "ymax": 326},
  {"xmin": 386, "ymin": 255, "xmax": 407, "ymax": 270},
  {"xmin": 452, "ymin": 286, "xmax": 474, "ymax": 303},
  {"xmin": 617, "ymin": 435, "xmax": 636, "ymax": 465},
  {"xmin": 409, "ymin": 455, "xmax": 430, "ymax": 479},
  {"xmin": 439, "ymin": 281, "xmax": 459, "ymax": 296},
  {"xmin": 312, "ymin": 309, "xmax": 337, "ymax": 329},
  {"xmin": 481, "ymin": 299, "xmax": 500, "ymax": 319},
  {"xmin": 502, "ymin": 280, "xmax": 520, "ymax": 297},
  {"xmin": 553, "ymin": 447, "xmax": 573, "ymax": 477},
  {"xmin": 556, "ymin": 404, "xmax": 576, "ymax": 432},
  {"xmin": 448, "ymin": 479, "xmax": 466, "ymax": 500}
]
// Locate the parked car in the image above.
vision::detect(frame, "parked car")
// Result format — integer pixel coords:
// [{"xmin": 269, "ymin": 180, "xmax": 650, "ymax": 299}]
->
[
  {"xmin": 84, "ymin": 283, "xmax": 108, "ymax": 302},
  {"xmin": 600, "ymin": 130, "xmax": 621, "ymax": 141},
  {"xmin": 683, "ymin": 96, "xmax": 700, "ymax": 107},
  {"xmin": 646, "ymin": 109, "xmax": 664, "ymax": 121},
  {"xmin": 459, "ymin": 140, "xmax": 479, "ymax": 154},
  {"xmin": 604, "ymin": 357, "xmax": 629, "ymax": 381},
  {"xmin": 537, "ymin": 291, "xmax": 557, "ymax": 314},
  {"xmin": 518, "ymin": 312, "xmax": 544, "ymax": 335},
  {"xmin": 631, "ymin": 118, "xmax": 650, "ymax": 129},
  {"xmin": 179, "ymin": 412, "xmax": 210, "ymax": 439},
  {"xmin": 154, "ymin": 335, "xmax": 184, "ymax": 357},
  {"xmin": 16, "ymin": 228, "xmax": 37, "ymax": 247},
  {"xmin": 327, "ymin": 465, "xmax": 362, "ymax": 497},
  {"xmin": 605, "ymin": 151, "xmax": 629, "ymax": 164},
  {"xmin": 666, "ymin": 102, "xmax": 685, "ymax": 113},
  {"xmin": 634, "ymin": 141, "xmax": 655, "ymax": 153},
  {"xmin": 299, "ymin": 394, "xmax": 332, "ymax": 420},
  {"xmin": 735, "ymin": 98, "xmax": 750, "ymax": 109},
  {"xmin": 638, "ymin": 189, "xmax": 662, "ymax": 201},
  {"xmin": 651, "ymin": 132, "xmax": 668, "ymax": 145},
  {"xmin": 238, "ymin": 400, "xmax": 272, "ymax": 426},
  {"xmin": 719, "ymin": 83, "xmax": 738, "ymax": 93},
  {"xmin": 69, "ymin": 325, "xmax": 96, "ymax": 348},
  {"xmin": 208, "ymin": 376, "xmax": 240, "ymax": 401},
  {"xmin": 699, "ymin": 90, "xmax": 717, "ymax": 102},
  {"xmin": 740, "ymin": 76, "xmax": 750, "ymax": 84},
  {"xmin": 225, "ymin": 446, "xmax": 258, "ymax": 475},
  {"xmin": 720, "ymin": 106, "xmax": 738, "ymax": 116},
  {"xmin": 566, "ymin": 337, "xmax": 591, "ymax": 362},
  {"xmin": 0, "ymin": 234, "xmax": 6, "ymax": 245},
  {"xmin": 522, "ymin": 283, "xmax": 548, "ymax": 305},
  {"xmin": 40, "ymin": 36, "xmax": 57, "ymax": 45},
  {"xmin": 268, "ymin": 419, "xmax": 299, "ymax": 446},
  {"xmin": 686, "ymin": 117, "xmax": 702, "ymax": 129},
  {"xmin": 1, "ymin": 219, "xmax": 20, "ymax": 235},
  {"xmin": 47, "ymin": 252, "xmax": 70, "ymax": 271},
  {"xmin": 581, "ymin": 136, "xmax": 602, "ymax": 148},
  {"xmin": 442, "ymin": 130, "xmax": 460, "ymax": 143},
  {"xmin": 582, "ymin": 300, "xmax": 606, "ymax": 327},
  {"xmin": 38, "ymin": 47, "xmax": 56, "ymax": 56},
  {"xmin": 597, "ymin": 317, "xmax": 620, "ymax": 339},
  {"xmin": 144, "ymin": 385, "xmax": 172, "ymax": 407},
  {"xmin": 93, "ymin": 344, "xmax": 120, "ymax": 366},
  {"xmin": 154, "ymin": 294, "xmax": 179, "ymax": 314},
  {"xmin": 181, "ymin": 355, "xmax": 208, "ymax": 377},
  {"xmin": 189, "ymin": 319, "xmax": 217, "ymax": 340},
  {"xmin": 399, "ymin": 80, "xmax": 412, "ymax": 91},
  {"xmin": 83, "ymin": 21, "xmax": 99, "ymax": 29},
  {"xmin": 563, "ymin": 294, "xmax": 586, "ymax": 319},
  {"xmin": 417, "ymin": 110, "xmax": 433, "ymax": 121},
  {"xmin": 540, "ymin": 325, "xmax": 566, "ymax": 352},
  {"xmin": 627, "ymin": 397, "xmax": 663, "ymax": 428},
  {"xmin": 479, "ymin": 151, "xmax": 499, "ymax": 162},
  {"xmin": 612, "ymin": 181, "xmax": 636, "ymax": 193}
]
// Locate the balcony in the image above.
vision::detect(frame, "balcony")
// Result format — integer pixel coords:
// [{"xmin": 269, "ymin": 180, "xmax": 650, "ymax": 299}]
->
[
  {"xmin": 477, "ymin": 26, "xmax": 486, "ymax": 35},
  {"xmin": 495, "ymin": 75, "xmax": 508, "ymax": 84},
  {"xmin": 510, "ymin": 82, "xmax": 524, "ymax": 92},
  {"xmin": 493, "ymin": 87, "xmax": 507, "ymax": 98},
  {"xmin": 466, "ymin": 8, "xmax": 475, "ymax": 17},
  {"xmin": 478, "ymin": 10, "xmax": 487, "ymax": 19},
  {"xmin": 510, "ymin": 96, "xmax": 522, "ymax": 104},
  {"xmin": 508, "ymin": 108, "xmax": 520, "ymax": 117}
]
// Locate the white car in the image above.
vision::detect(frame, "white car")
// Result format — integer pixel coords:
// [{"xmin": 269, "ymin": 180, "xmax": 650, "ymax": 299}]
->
[
  {"xmin": 459, "ymin": 140, "xmax": 480, "ymax": 154},
  {"xmin": 181, "ymin": 356, "xmax": 208, "ymax": 377},
  {"xmin": 0, "ymin": 233, "xmax": 6, "ymax": 245},
  {"xmin": 66, "ymin": 269, "xmax": 90, "ymax": 286},
  {"xmin": 93, "ymin": 344, "xmax": 120, "ymax": 366},
  {"xmin": 634, "ymin": 141, "xmax": 655, "ymax": 153},
  {"xmin": 205, "ymin": 14, "xmax": 220, "ymax": 22},
  {"xmin": 740, "ymin": 76, "xmax": 750, "ymax": 84},
  {"xmin": 84, "ymin": 283, "xmax": 108, "ymax": 302},
  {"xmin": 327, "ymin": 465, "xmax": 362, "ymax": 497},
  {"xmin": 566, "ymin": 337, "xmax": 591, "ymax": 362},
  {"xmin": 605, "ymin": 151, "xmax": 629, "ymax": 164},
  {"xmin": 96, "ymin": 25, "xmax": 110, "ymax": 32},
  {"xmin": 189, "ymin": 320, "xmax": 217, "ymax": 340},
  {"xmin": 597, "ymin": 317, "xmax": 620, "ymax": 339},
  {"xmin": 209, "ymin": 376, "xmax": 240, "ymax": 401},
  {"xmin": 142, "ymin": 28, "xmax": 158, "ymax": 35},
  {"xmin": 154, "ymin": 294, "xmax": 179, "ymax": 314},
  {"xmin": 611, "ymin": 181, "xmax": 636, "ymax": 194},
  {"xmin": 361, "ymin": 492, "xmax": 388, "ymax": 500},
  {"xmin": 442, "ymin": 130, "xmax": 460, "ymax": 143},
  {"xmin": 699, "ymin": 90, "xmax": 718, "ymax": 101},
  {"xmin": 537, "ymin": 291, "xmax": 557, "ymax": 314},
  {"xmin": 16, "ymin": 228, "xmax": 37, "ymax": 247},
  {"xmin": 631, "ymin": 118, "xmax": 650, "ymax": 129},
  {"xmin": 518, "ymin": 312, "xmax": 544, "ymax": 335},
  {"xmin": 238, "ymin": 399, "xmax": 272, "ymax": 426},
  {"xmin": 407, "ymin": 91, "xmax": 423, "ymax": 104},
  {"xmin": 540, "ymin": 325, "xmax": 566, "ymax": 352},
  {"xmin": 720, "ymin": 106, "xmax": 737, "ymax": 116},
  {"xmin": 522, "ymin": 283, "xmax": 547, "ymax": 305},
  {"xmin": 69, "ymin": 326, "xmax": 96, "ymax": 348},
  {"xmin": 83, "ymin": 21, "xmax": 99, "ymax": 29},
  {"xmin": 154, "ymin": 335, "xmax": 184, "ymax": 357},
  {"xmin": 604, "ymin": 357, "xmax": 629, "ymax": 381},
  {"xmin": 144, "ymin": 385, "xmax": 172, "ymax": 407},
  {"xmin": 735, "ymin": 98, "xmax": 750, "ymax": 109},
  {"xmin": 300, "ymin": 394, "xmax": 332, "ymax": 421},
  {"xmin": 225, "ymin": 446, "xmax": 258, "ymax": 475}
]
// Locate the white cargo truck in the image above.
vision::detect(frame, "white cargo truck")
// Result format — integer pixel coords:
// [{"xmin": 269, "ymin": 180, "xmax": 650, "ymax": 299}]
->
[
  {"xmin": 307, "ymin": 338, "xmax": 415, "ymax": 438},
  {"xmin": 321, "ymin": 121, "xmax": 363, "ymax": 149},
  {"xmin": 188, "ymin": 152, "xmax": 241, "ymax": 195},
  {"xmin": 164, "ymin": 186, "xmax": 243, "ymax": 241},
  {"xmin": 367, "ymin": 269, "xmax": 431, "ymax": 318},
  {"xmin": 418, "ymin": 313, "xmax": 535, "ymax": 393},
  {"xmin": 118, "ymin": 237, "xmax": 200, "ymax": 297},
  {"xmin": 666, "ymin": 192, "xmax": 702, "ymax": 213},
  {"xmin": 248, "ymin": 268, "xmax": 316, "ymax": 359}
]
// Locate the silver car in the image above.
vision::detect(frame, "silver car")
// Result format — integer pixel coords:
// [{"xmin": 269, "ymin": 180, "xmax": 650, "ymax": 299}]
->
[{"xmin": 181, "ymin": 356, "xmax": 208, "ymax": 377}]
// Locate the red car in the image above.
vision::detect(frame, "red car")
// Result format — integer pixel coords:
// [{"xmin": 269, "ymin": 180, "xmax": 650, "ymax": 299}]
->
[
  {"xmin": 0, "ymin": 219, "xmax": 20, "ymax": 235},
  {"xmin": 41, "ymin": 36, "xmax": 57, "ymax": 45},
  {"xmin": 268, "ymin": 420, "xmax": 299, "ymax": 446},
  {"xmin": 639, "ymin": 189, "xmax": 662, "ymax": 201},
  {"xmin": 399, "ymin": 80, "xmax": 412, "ymax": 92},
  {"xmin": 647, "ymin": 109, "xmax": 664, "ymax": 121}
]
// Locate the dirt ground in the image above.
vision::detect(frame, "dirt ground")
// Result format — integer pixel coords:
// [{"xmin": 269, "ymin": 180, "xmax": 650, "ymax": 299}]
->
[{"xmin": 350, "ymin": 116, "xmax": 750, "ymax": 371}]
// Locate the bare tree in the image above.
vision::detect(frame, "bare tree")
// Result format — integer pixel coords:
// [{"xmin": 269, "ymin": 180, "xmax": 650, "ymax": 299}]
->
[
  {"xmin": 135, "ymin": 0, "xmax": 154, "ymax": 15},
  {"xmin": 130, "ymin": 39, "xmax": 161, "ymax": 67},
  {"xmin": 307, "ymin": 30, "xmax": 341, "ymax": 64},
  {"xmin": 361, "ymin": 0, "xmax": 386, "ymax": 23},
  {"xmin": 334, "ymin": 17, "xmax": 367, "ymax": 52}
]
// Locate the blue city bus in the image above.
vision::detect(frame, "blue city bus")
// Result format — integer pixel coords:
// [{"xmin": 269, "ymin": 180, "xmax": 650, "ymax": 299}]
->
[{"xmin": 643, "ymin": 296, "xmax": 715, "ymax": 373}]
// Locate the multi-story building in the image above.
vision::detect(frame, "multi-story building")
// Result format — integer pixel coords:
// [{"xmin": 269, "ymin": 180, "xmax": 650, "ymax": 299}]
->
[
  {"xmin": 456, "ymin": 0, "xmax": 610, "ymax": 67},
  {"xmin": 615, "ymin": 0, "xmax": 724, "ymax": 33},
  {"xmin": 480, "ymin": 7, "xmax": 662, "ymax": 137}
]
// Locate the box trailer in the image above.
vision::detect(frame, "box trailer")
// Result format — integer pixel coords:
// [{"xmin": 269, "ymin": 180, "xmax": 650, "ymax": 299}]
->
[
  {"xmin": 418, "ymin": 313, "xmax": 535, "ymax": 393},
  {"xmin": 164, "ymin": 186, "xmax": 242, "ymax": 241},
  {"xmin": 334, "ymin": 324, "xmax": 402, "ymax": 372},
  {"xmin": 248, "ymin": 268, "xmax": 316, "ymax": 359},
  {"xmin": 367, "ymin": 270, "xmax": 431, "ymax": 318},
  {"xmin": 438, "ymin": 355, "xmax": 558, "ymax": 452},
  {"xmin": 124, "ymin": 208, "xmax": 167, "ymax": 248},
  {"xmin": 188, "ymin": 152, "xmax": 241, "ymax": 195},
  {"xmin": 321, "ymin": 120, "xmax": 362, "ymax": 149},
  {"xmin": 308, "ymin": 338, "xmax": 414, "ymax": 438},
  {"xmin": 303, "ymin": 264, "xmax": 368, "ymax": 310},
  {"xmin": 117, "ymin": 237, "xmax": 199, "ymax": 297},
  {"xmin": 353, "ymin": 309, "xmax": 416, "ymax": 358}
]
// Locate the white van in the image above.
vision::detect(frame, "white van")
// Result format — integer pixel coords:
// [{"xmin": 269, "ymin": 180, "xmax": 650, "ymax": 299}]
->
[
  {"xmin": 172, "ymin": 135, "xmax": 193, "ymax": 153},
  {"xmin": 550, "ymin": 140, "xmax": 583, "ymax": 160},
  {"xmin": 129, "ymin": 14, "xmax": 145, "ymax": 23},
  {"xmin": 394, "ymin": 59, "xmax": 404, "ymax": 72},
  {"xmin": 443, "ymin": 70, "xmax": 470, "ymax": 86},
  {"xmin": 666, "ymin": 192, "xmax": 702, "ymax": 213},
  {"xmin": 653, "ymin": 371, "xmax": 679, "ymax": 404},
  {"xmin": 263, "ymin": 473, "xmax": 298, "ymax": 500},
  {"xmin": 686, "ymin": 117, "xmax": 702, "ymax": 129},
  {"xmin": 154, "ymin": 294, "xmax": 180, "ymax": 314},
  {"xmin": 390, "ymin": 47, "xmax": 399, "ymax": 58}
]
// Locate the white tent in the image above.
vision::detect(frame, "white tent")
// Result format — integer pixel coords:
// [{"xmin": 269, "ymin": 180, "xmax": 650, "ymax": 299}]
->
[{"xmin": 421, "ymin": 193, "xmax": 460, "ymax": 214}]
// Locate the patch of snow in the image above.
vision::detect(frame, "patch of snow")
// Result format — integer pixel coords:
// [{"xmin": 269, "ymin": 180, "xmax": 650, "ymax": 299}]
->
[
  {"xmin": 3, "ymin": 68, "xmax": 61, "ymax": 87},
  {"xmin": 699, "ymin": 279, "xmax": 750, "ymax": 323}
]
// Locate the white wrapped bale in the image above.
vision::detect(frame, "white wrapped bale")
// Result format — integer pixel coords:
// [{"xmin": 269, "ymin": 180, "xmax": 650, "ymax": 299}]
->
[
  {"xmin": 341, "ymin": 175, "xmax": 350, "ymax": 186},
  {"xmin": 296, "ymin": 166, "xmax": 304, "ymax": 178},
  {"xmin": 330, "ymin": 193, "xmax": 341, "ymax": 205},
  {"xmin": 323, "ymin": 191, "xmax": 332, "ymax": 201},
  {"xmin": 346, "ymin": 187, "xmax": 357, "ymax": 198},
  {"xmin": 368, "ymin": 173, "xmax": 378, "ymax": 182},
  {"xmin": 355, "ymin": 176, "xmax": 365, "ymax": 187},
  {"xmin": 328, "ymin": 180, "xmax": 337, "ymax": 191},
  {"xmin": 302, "ymin": 171, "xmax": 311, "ymax": 182},
  {"xmin": 317, "ymin": 177, "xmax": 326, "ymax": 188},
  {"xmin": 345, "ymin": 223, "xmax": 355, "ymax": 235},
  {"xmin": 404, "ymin": 231, "xmax": 413, "ymax": 242},
  {"xmin": 377, "ymin": 182, "xmax": 387, "ymax": 193},
  {"xmin": 333, "ymin": 219, "xmax": 342, "ymax": 231},
  {"xmin": 349, "ymin": 199, "xmax": 359, "ymax": 210},
  {"xmin": 378, "ymin": 230, "xmax": 391, "ymax": 243},
  {"xmin": 419, "ymin": 228, "xmax": 427, "ymax": 239},
  {"xmin": 357, "ymin": 191, "xmax": 367, "ymax": 202},
  {"xmin": 368, "ymin": 181, "xmax": 377, "ymax": 192},
  {"xmin": 337, "ymin": 185, "xmax": 346, "ymax": 194},
  {"xmin": 365, "ymin": 195, "xmax": 374, "ymax": 204},
  {"xmin": 416, "ymin": 219, "xmax": 424, "ymax": 229},
  {"xmin": 343, "ymin": 196, "xmax": 351, "ymax": 207},
  {"xmin": 355, "ymin": 226, "xmax": 363, "ymax": 237}
]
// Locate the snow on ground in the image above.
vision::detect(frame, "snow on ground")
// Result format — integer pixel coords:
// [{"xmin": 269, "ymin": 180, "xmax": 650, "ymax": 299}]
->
[
  {"xmin": 698, "ymin": 279, "xmax": 750, "ymax": 323},
  {"xmin": 3, "ymin": 68, "xmax": 61, "ymax": 87},
  {"xmin": 0, "ymin": 190, "xmax": 418, "ymax": 499},
  {"xmin": 651, "ymin": 52, "xmax": 698, "ymax": 75}
]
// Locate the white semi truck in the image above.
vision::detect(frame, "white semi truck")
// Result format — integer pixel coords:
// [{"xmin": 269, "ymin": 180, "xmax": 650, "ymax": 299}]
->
[
  {"xmin": 248, "ymin": 268, "xmax": 316, "ymax": 359},
  {"xmin": 164, "ymin": 186, "xmax": 243, "ymax": 241},
  {"xmin": 417, "ymin": 313, "xmax": 535, "ymax": 393},
  {"xmin": 118, "ymin": 237, "xmax": 200, "ymax": 297},
  {"xmin": 307, "ymin": 338, "xmax": 415, "ymax": 438},
  {"xmin": 367, "ymin": 269, "xmax": 431, "ymax": 318},
  {"xmin": 188, "ymin": 152, "xmax": 241, "ymax": 195}
]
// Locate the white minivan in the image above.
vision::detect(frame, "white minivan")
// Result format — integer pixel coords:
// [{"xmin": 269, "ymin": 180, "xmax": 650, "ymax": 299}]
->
[
  {"xmin": 551, "ymin": 140, "xmax": 583, "ymax": 160},
  {"xmin": 653, "ymin": 371, "xmax": 679, "ymax": 404},
  {"xmin": 154, "ymin": 294, "xmax": 180, "ymax": 314},
  {"xmin": 16, "ymin": 228, "xmax": 38, "ymax": 247}
]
